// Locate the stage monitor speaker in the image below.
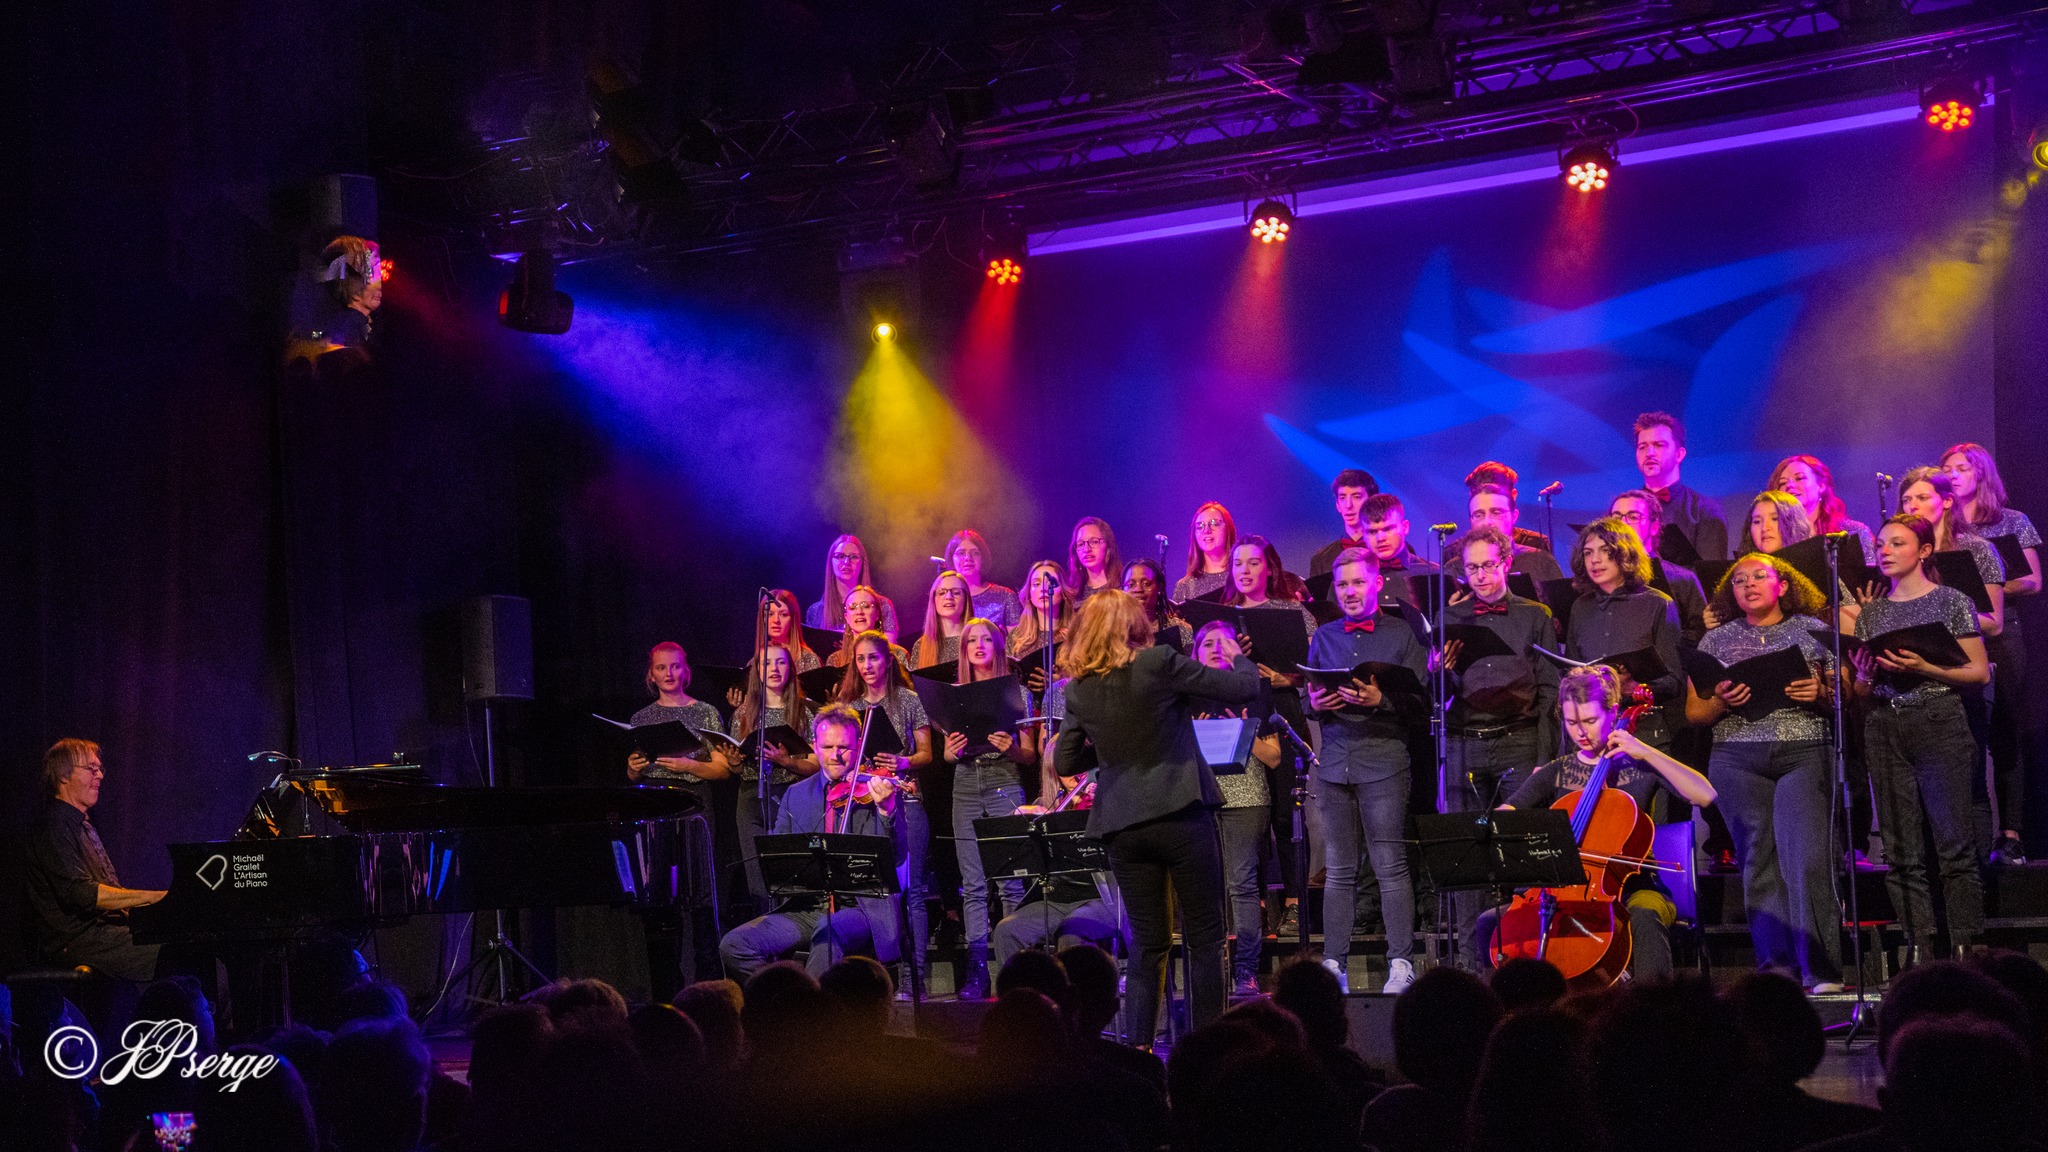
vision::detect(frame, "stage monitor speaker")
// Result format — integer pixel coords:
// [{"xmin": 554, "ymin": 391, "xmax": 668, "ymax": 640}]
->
[{"xmin": 461, "ymin": 595, "xmax": 533, "ymax": 702}]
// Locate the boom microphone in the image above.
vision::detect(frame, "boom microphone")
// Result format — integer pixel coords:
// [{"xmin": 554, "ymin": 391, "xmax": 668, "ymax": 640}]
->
[
  {"xmin": 1429, "ymin": 522, "xmax": 1459, "ymax": 534},
  {"xmin": 1538, "ymin": 481, "xmax": 1564, "ymax": 498},
  {"xmin": 1270, "ymin": 715, "xmax": 1319, "ymax": 768}
]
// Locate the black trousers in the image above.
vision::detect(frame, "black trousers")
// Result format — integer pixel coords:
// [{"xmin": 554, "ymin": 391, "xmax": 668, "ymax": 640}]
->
[{"xmin": 1107, "ymin": 805, "xmax": 1227, "ymax": 1046}]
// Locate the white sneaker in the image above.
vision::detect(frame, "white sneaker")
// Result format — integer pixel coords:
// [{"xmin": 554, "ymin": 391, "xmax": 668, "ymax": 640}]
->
[
  {"xmin": 1382, "ymin": 958, "xmax": 1416, "ymax": 995},
  {"xmin": 1320, "ymin": 957, "xmax": 1349, "ymax": 993}
]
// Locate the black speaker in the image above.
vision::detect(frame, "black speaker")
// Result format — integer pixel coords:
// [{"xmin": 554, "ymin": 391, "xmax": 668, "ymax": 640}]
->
[{"xmin": 461, "ymin": 595, "xmax": 533, "ymax": 702}]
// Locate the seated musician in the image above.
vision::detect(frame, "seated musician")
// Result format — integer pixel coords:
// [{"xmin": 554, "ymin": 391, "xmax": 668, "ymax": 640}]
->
[
  {"xmin": 988, "ymin": 779, "xmax": 1121, "ymax": 976},
  {"xmin": 23, "ymin": 739, "xmax": 168, "ymax": 981},
  {"xmin": 717, "ymin": 705, "xmax": 902, "ymax": 979},
  {"xmin": 1468, "ymin": 667, "xmax": 1716, "ymax": 982}
]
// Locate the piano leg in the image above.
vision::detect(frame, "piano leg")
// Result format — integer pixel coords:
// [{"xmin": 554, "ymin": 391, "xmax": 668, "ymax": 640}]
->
[{"xmin": 642, "ymin": 907, "xmax": 687, "ymax": 1002}]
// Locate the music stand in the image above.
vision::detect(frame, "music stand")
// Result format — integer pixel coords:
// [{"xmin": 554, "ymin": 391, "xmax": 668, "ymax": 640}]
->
[
  {"xmin": 974, "ymin": 811, "xmax": 1111, "ymax": 979},
  {"xmin": 1414, "ymin": 809, "xmax": 1583, "ymax": 964},
  {"xmin": 754, "ymin": 832, "xmax": 916, "ymax": 1003}
]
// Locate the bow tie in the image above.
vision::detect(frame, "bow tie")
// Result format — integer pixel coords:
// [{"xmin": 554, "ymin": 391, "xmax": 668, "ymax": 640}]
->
[
  {"xmin": 1472, "ymin": 601, "xmax": 1510, "ymax": 616},
  {"xmin": 1649, "ymin": 486, "xmax": 1674, "ymax": 503},
  {"xmin": 1382, "ymin": 556, "xmax": 1407, "ymax": 571},
  {"xmin": 1342, "ymin": 617, "xmax": 1376, "ymax": 633}
]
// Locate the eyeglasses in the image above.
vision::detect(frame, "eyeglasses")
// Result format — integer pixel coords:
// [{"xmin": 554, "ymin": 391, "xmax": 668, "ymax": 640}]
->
[
  {"xmin": 78, "ymin": 764, "xmax": 105, "ymax": 778},
  {"xmin": 1194, "ymin": 519, "xmax": 1225, "ymax": 531},
  {"xmin": 1612, "ymin": 510, "xmax": 1649, "ymax": 524},
  {"xmin": 1729, "ymin": 573, "xmax": 1777, "ymax": 589},
  {"xmin": 1466, "ymin": 560, "xmax": 1508, "ymax": 574}
]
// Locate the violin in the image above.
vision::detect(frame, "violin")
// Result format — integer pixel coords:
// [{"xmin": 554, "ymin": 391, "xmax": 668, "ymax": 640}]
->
[
  {"xmin": 1489, "ymin": 684, "xmax": 1659, "ymax": 989},
  {"xmin": 1051, "ymin": 772, "xmax": 1096, "ymax": 812},
  {"xmin": 825, "ymin": 708, "xmax": 905, "ymax": 820}
]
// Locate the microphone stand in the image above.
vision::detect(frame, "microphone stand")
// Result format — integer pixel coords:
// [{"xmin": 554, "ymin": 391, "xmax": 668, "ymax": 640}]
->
[
  {"xmin": 1822, "ymin": 532, "xmax": 1873, "ymax": 1045},
  {"xmin": 755, "ymin": 590, "xmax": 776, "ymax": 840},
  {"xmin": 1429, "ymin": 523, "xmax": 1456, "ymax": 968},
  {"xmin": 1875, "ymin": 472, "xmax": 1895, "ymax": 525},
  {"xmin": 1540, "ymin": 484, "xmax": 1561, "ymax": 560},
  {"xmin": 1272, "ymin": 718, "xmax": 1318, "ymax": 953}
]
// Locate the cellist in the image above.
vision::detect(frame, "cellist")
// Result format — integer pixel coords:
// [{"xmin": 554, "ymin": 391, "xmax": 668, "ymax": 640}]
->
[
  {"xmin": 716, "ymin": 704, "xmax": 903, "ymax": 978},
  {"xmin": 1471, "ymin": 665, "xmax": 1716, "ymax": 982}
]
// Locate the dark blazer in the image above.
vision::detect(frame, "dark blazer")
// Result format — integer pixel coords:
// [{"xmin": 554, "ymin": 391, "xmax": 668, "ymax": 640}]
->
[
  {"xmin": 1053, "ymin": 645, "xmax": 1260, "ymax": 838},
  {"xmin": 768, "ymin": 770, "xmax": 901, "ymax": 963}
]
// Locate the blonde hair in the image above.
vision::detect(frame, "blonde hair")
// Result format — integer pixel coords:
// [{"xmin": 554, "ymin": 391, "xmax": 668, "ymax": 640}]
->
[
  {"xmin": 817, "ymin": 535, "xmax": 871, "ymax": 629},
  {"xmin": 43, "ymin": 738, "xmax": 101, "ymax": 795},
  {"xmin": 917, "ymin": 570, "xmax": 970, "ymax": 668},
  {"xmin": 1059, "ymin": 589, "xmax": 1155, "ymax": 680},
  {"xmin": 1184, "ymin": 502, "xmax": 1237, "ymax": 579},
  {"xmin": 1066, "ymin": 517, "xmax": 1122, "ymax": 590},
  {"xmin": 645, "ymin": 641, "xmax": 692, "ymax": 697},
  {"xmin": 1942, "ymin": 442, "xmax": 2009, "ymax": 527},
  {"xmin": 1009, "ymin": 559, "xmax": 1072, "ymax": 657}
]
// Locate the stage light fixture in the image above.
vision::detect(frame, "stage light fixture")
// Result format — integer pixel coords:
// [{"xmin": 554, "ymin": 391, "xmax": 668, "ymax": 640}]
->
[
  {"xmin": 981, "ymin": 214, "xmax": 1028, "ymax": 286},
  {"xmin": 498, "ymin": 252, "xmax": 574, "ymax": 335},
  {"xmin": 2033, "ymin": 131, "xmax": 2048, "ymax": 172},
  {"xmin": 1249, "ymin": 198, "xmax": 1294, "ymax": 243},
  {"xmin": 1921, "ymin": 77, "xmax": 1980, "ymax": 132},
  {"xmin": 873, "ymin": 321, "xmax": 896, "ymax": 343},
  {"xmin": 1561, "ymin": 141, "xmax": 1615, "ymax": 192}
]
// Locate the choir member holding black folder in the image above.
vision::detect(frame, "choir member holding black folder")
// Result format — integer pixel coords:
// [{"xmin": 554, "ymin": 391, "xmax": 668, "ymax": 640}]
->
[
  {"xmin": 1438, "ymin": 527, "xmax": 1558, "ymax": 965},
  {"xmin": 1846, "ymin": 514, "xmax": 1990, "ymax": 959},
  {"xmin": 918, "ymin": 618, "xmax": 1034, "ymax": 999},
  {"xmin": 1683, "ymin": 554, "xmax": 1843, "ymax": 991},
  {"xmin": 1559, "ymin": 518, "xmax": 1685, "ymax": 753},
  {"xmin": 1300, "ymin": 548, "xmax": 1429, "ymax": 995},
  {"xmin": 1945, "ymin": 442, "xmax": 2042, "ymax": 865}
]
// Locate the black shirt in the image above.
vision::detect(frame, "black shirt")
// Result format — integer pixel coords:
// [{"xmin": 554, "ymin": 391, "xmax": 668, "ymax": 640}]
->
[
  {"xmin": 1309, "ymin": 533, "xmax": 1370, "ymax": 578},
  {"xmin": 1564, "ymin": 585, "xmax": 1684, "ymax": 744},
  {"xmin": 1444, "ymin": 594, "xmax": 1559, "ymax": 739},
  {"xmin": 1507, "ymin": 752, "xmax": 1668, "ymax": 814},
  {"xmin": 24, "ymin": 798, "xmax": 119, "ymax": 953},
  {"xmin": 1656, "ymin": 481, "xmax": 1730, "ymax": 563}
]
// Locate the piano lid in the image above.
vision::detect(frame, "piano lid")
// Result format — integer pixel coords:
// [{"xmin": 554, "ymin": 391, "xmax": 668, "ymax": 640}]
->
[{"xmin": 237, "ymin": 774, "xmax": 702, "ymax": 838}]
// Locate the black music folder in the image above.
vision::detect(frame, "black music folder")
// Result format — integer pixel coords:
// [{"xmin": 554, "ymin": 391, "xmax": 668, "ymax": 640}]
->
[
  {"xmin": 1988, "ymin": 533, "xmax": 2029, "ymax": 578},
  {"xmin": 1816, "ymin": 623, "xmax": 1970, "ymax": 672},
  {"xmin": 1441, "ymin": 624, "xmax": 1518, "ymax": 671},
  {"xmin": 690, "ymin": 665, "xmax": 749, "ymax": 714},
  {"xmin": 1538, "ymin": 579, "xmax": 1581, "ymax": 629},
  {"xmin": 1531, "ymin": 644, "xmax": 1667, "ymax": 686},
  {"xmin": 1679, "ymin": 644, "xmax": 1816, "ymax": 721},
  {"xmin": 856, "ymin": 709, "xmax": 906, "ymax": 759},
  {"xmin": 717, "ymin": 724, "xmax": 813, "ymax": 761},
  {"xmin": 592, "ymin": 715, "xmax": 706, "ymax": 761},
  {"xmin": 797, "ymin": 665, "xmax": 847, "ymax": 703},
  {"xmin": 1507, "ymin": 571, "xmax": 1542, "ymax": 603},
  {"xmin": 800, "ymin": 625, "xmax": 844, "ymax": 658},
  {"xmin": 1179, "ymin": 600, "xmax": 1312, "ymax": 670},
  {"xmin": 1931, "ymin": 550, "xmax": 1995, "ymax": 614},
  {"xmin": 1295, "ymin": 660, "xmax": 1428, "ymax": 715},
  {"xmin": 1659, "ymin": 524, "xmax": 1706, "ymax": 568},
  {"xmin": 910, "ymin": 674, "xmax": 1030, "ymax": 756}
]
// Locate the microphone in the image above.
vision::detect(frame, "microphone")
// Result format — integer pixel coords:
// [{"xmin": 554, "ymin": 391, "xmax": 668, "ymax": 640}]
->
[
  {"xmin": 1155, "ymin": 534, "xmax": 1170, "ymax": 549},
  {"xmin": 247, "ymin": 750, "xmax": 301, "ymax": 765},
  {"xmin": 1271, "ymin": 715, "xmax": 1319, "ymax": 768},
  {"xmin": 1429, "ymin": 522, "xmax": 1459, "ymax": 534},
  {"xmin": 928, "ymin": 555, "xmax": 947, "ymax": 565},
  {"xmin": 1044, "ymin": 570, "xmax": 1062, "ymax": 587},
  {"xmin": 758, "ymin": 587, "xmax": 775, "ymax": 601},
  {"xmin": 1538, "ymin": 481, "xmax": 1564, "ymax": 498},
  {"xmin": 1876, "ymin": 472, "xmax": 1895, "ymax": 487}
]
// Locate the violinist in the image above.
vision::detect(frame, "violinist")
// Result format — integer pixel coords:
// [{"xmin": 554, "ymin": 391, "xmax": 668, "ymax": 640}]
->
[
  {"xmin": 946, "ymin": 529, "xmax": 1023, "ymax": 628},
  {"xmin": 1177, "ymin": 501, "xmax": 1238, "ymax": 601},
  {"xmin": 1476, "ymin": 665, "xmax": 1717, "ymax": 982},
  {"xmin": 941, "ymin": 618, "xmax": 1036, "ymax": 999},
  {"xmin": 717, "ymin": 705, "xmax": 902, "ymax": 978},
  {"xmin": 836, "ymin": 631, "xmax": 935, "ymax": 988},
  {"xmin": 1847, "ymin": 514, "xmax": 1991, "ymax": 959},
  {"xmin": 1684, "ymin": 555, "xmax": 1843, "ymax": 991},
  {"xmin": 1192, "ymin": 619, "xmax": 1285, "ymax": 996}
]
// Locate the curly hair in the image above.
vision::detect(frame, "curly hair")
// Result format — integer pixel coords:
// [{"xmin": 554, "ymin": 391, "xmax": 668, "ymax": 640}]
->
[
  {"xmin": 1706, "ymin": 553, "xmax": 1827, "ymax": 624},
  {"xmin": 1570, "ymin": 517, "xmax": 1654, "ymax": 594}
]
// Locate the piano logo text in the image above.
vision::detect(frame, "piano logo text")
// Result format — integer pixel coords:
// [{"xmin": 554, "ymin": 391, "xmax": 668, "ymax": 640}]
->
[{"xmin": 197, "ymin": 852, "xmax": 272, "ymax": 891}]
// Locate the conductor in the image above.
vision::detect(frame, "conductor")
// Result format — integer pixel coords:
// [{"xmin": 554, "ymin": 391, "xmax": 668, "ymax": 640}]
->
[{"xmin": 1051, "ymin": 590, "xmax": 1259, "ymax": 1047}]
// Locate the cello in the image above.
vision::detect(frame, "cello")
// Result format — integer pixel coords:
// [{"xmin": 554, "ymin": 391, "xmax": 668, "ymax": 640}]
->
[{"xmin": 1488, "ymin": 685, "xmax": 1664, "ymax": 988}]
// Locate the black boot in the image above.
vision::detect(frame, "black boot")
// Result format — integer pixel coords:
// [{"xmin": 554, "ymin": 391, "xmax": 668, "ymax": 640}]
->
[{"xmin": 959, "ymin": 955, "xmax": 991, "ymax": 1001}]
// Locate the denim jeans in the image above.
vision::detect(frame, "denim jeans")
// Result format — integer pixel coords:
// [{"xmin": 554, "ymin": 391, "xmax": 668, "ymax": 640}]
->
[
  {"xmin": 718, "ymin": 907, "xmax": 877, "ymax": 979},
  {"xmin": 1108, "ymin": 806, "xmax": 1228, "ymax": 1046},
  {"xmin": 1709, "ymin": 740, "xmax": 1842, "ymax": 984},
  {"xmin": 1319, "ymin": 772, "xmax": 1414, "ymax": 964},
  {"xmin": 1868, "ymin": 695, "xmax": 1985, "ymax": 950},
  {"xmin": 1217, "ymin": 806, "xmax": 1269, "ymax": 981},
  {"xmin": 952, "ymin": 759, "xmax": 1027, "ymax": 957},
  {"xmin": 897, "ymin": 799, "xmax": 932, "ymax": 980},
  {"xmin": 1444, "ymin": 727, "xmax": 1541, "ymax": 968},
  {"xmin": 990, "ymin": 895, "xmax": 1120, "ymax": 968}
]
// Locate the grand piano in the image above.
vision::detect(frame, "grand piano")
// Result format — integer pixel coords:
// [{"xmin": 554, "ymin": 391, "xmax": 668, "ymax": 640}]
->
[{"xmin": 131, "ymin": 764, "xmax": 714, "ymax": 1012}]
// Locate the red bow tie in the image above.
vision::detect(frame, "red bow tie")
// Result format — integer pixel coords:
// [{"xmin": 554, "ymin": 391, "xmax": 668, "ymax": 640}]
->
[
  {"xmin": 1382, "ymin": 556, "xmax": 1407, "ymax": 571},
  {"xmin": 1343, "ymin": 617, "xmax": 1376, "ymax": 633},
  {"xmin": 1472, "ymin": 601, "xmax": 1509, "ymax": 616},
  {"xmin": 1649, "ymin": 486, "xmax": 1674, "ymax": 503}
]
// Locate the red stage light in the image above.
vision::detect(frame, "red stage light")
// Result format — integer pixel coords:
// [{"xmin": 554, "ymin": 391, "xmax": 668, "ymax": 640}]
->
[
  {"xmin": 1249, "ymin": 198, "xmax": 1294, "ymax": 244},
  {"xmin": 986, "ymin": 257, "xmax": 1022, "ymax": 286},
  {"xmin": 1921, "ymin": 78, "xmax": 1980, "ymax": 132},
  {"xmin": 1561, "ymin": 142, "xmax": 1615, "ymax": 193}
]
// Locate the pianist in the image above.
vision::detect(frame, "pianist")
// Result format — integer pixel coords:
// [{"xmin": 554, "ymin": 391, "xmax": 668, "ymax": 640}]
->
[
  {"xmin": 717, "ymin": 705, "xmax": 902, "ymax": 978},
  {"xmin": 24, "ymin": 739, "xmax": 168, "ymax": 982}
]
